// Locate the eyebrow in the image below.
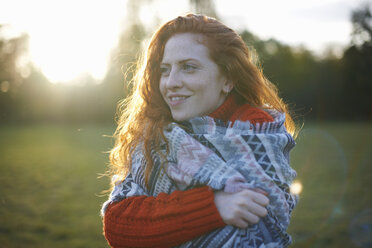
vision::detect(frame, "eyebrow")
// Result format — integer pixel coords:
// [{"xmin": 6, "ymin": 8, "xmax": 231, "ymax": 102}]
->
[{"xmin": 161, "ymin": 58, "xmax": 200, "ymax": 65}]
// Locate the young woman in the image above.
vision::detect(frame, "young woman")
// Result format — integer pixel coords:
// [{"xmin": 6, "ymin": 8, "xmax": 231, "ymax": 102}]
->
[{"xmin": 102, "ymin": 14, "xmax": 298, "ymax": 248}]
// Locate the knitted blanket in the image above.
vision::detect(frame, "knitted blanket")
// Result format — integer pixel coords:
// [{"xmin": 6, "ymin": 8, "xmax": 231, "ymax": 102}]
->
[{"xmin": 102, "ymin": 111, "xmax": 298, "ymax": 248}]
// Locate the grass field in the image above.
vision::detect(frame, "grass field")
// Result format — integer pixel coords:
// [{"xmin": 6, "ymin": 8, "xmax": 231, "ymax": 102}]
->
[{"xmin": 0, "ymin": 122, "xmax": 371, "ymax": 248}]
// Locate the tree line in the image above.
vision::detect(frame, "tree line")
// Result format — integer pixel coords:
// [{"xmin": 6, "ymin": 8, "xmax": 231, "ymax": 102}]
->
[{"xmin": 0, "ymin": 2, "xmax": 371, "ymax": 124}]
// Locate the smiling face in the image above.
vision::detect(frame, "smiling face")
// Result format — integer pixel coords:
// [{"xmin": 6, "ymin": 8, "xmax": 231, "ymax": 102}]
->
[{"xmin": 159, "ymin": 33, "xmax": 233, "ymax": 121}]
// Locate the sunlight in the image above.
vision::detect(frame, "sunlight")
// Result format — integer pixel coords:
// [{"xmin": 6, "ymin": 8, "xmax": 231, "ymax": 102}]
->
[
  {"xmin": 1, "ymin": 0, "xmax": 366, "ymax": 84},
  {"xmin": 290, "ymin": 181, "xmax": 303, "ymax": 195},
  {"xmin": 31, "ymin": 0, "xmax": 125, "ymax": 83},
  {"xmin": 3, "ymin": 0, "xmax": 125, "ymax": 84}
]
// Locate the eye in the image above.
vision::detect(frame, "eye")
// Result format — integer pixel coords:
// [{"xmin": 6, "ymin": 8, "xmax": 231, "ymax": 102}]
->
[
  {"xmin": 182, "ymin": 63, "xmax": 197, "ymax": 72},
  {"xmin": 160, "ymin": 65, "xmax": 170, "ymax": 76}
]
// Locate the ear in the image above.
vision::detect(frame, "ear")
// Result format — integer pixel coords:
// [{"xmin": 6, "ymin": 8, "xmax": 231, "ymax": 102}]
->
[{"xmin": 222, "ymin": 80, "xmax": 234, "ymax": 94}]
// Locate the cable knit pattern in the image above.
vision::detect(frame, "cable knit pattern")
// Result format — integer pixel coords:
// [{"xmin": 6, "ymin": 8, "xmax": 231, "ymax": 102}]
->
[{"xmin": 104, "ymin": 187, "xmax": 225, "ymax": 248}]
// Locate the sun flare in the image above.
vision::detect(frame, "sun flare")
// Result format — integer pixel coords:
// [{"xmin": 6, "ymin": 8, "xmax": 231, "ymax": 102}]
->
[
  {"xmin": 3, "ymin": 0, "xmax": 125, "ymax": 84},
  {"xmin": 290, "ymin": 181, "xmax": 303, "ymax": 195}
]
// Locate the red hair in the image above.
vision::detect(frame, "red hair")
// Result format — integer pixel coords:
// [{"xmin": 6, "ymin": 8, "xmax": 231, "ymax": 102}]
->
[{"xmin": 109, "ymin": 14, "xmax": 296, "ymax": 187}]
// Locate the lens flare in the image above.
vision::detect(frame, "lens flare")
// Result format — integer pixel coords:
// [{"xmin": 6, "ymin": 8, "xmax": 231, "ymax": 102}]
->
[{"xmin": 290, "ymin": 181, "xmax": 303, "ymax": 195}]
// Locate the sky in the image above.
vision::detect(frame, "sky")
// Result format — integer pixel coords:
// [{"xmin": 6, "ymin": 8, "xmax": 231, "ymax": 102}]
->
[{"xmin": 0, "ymin": 0, "xmax": 369, "ymax": 84}]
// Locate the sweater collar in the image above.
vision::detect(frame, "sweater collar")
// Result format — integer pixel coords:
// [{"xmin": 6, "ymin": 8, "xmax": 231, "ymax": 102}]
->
[{"xmin": 208, "ymin": 92, "xmax": 241, "ymax": 122}]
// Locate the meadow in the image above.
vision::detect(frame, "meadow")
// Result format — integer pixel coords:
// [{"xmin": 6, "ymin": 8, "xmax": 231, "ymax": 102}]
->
[{"xmin": 0, "ymin": 122, "xmax": 371, "ymax": 248}]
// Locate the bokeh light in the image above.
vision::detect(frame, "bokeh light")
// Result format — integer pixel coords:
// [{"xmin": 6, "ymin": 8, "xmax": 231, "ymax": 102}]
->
[
  {"xmin": 0, "ymin": 81, "xmax": 10, "ymax": 93},
  {"xmin": 290, "ymin": 181, "xmax": 303, "ymax": 195}
]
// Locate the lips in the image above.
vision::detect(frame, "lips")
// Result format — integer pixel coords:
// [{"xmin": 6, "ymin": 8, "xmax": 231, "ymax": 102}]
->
[
  {"xmin": 167, "ymin": 95, "xmax": 190, "ymax": 106},
  {"xmin": 169, "ymin": 96, "xmax": 188, "ymax": 101}
]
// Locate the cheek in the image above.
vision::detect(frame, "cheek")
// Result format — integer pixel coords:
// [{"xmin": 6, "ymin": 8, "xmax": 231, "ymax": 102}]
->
[
  {"xmin": 188, "ymin": 76, "xmax": 209, "ymax": 92},
  {"xmin": 159, "ymin": 79, "xmax": 166, "ymax": 98},
  {"xmin": 195, "ymin": 76, "xmax": 221, "ymax": 97}
]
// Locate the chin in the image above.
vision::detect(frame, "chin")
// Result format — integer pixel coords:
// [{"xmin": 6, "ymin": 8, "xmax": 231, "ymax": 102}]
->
[
  {"xmin": 172, "ymin": 116, "xmax": 187, "ymax": 122},
  {"xmin": 171, "ymin": 112, "xmax": 191, "ymax": 122}
]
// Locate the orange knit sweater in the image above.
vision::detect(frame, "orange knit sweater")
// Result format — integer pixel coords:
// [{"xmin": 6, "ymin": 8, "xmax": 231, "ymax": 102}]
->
[{"xmin": 103, "ymin": 93, "xmax": 274, "ymax": 248}]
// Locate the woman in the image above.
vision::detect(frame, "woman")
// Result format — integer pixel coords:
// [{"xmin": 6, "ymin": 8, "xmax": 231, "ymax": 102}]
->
[{"xmin": 102, "ymin": 14, "xmax": 298, "ymax": 248}]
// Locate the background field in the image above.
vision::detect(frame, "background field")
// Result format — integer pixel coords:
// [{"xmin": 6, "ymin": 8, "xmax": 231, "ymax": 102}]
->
[{"xmin": 0, "ymin": 122, "xmax": 371, "ymax": 248}]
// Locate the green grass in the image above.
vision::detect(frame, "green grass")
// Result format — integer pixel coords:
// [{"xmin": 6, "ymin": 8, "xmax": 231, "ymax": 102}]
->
[
  {"xmin": 0, "ymin": 122, "xmax": 371, "ymax": 247},
  {"xmin": 0, "ymin": 124, "xmax": 114, "ymax": 248},
  {"xmin": 288, "ymin": 122, "xmax": 372, "ymax": 248}
]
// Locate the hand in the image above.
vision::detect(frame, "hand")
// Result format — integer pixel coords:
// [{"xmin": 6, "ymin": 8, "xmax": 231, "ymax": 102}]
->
[{"xmin": 214, "ymin": 189, "xmax": 269, "ymax": 229}]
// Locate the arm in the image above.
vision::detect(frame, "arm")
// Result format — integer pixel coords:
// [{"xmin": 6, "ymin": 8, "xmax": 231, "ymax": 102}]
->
[
  {"xmin": 103, "ymin": 186, "xmax": 226, "ymax": 248},
  {"xmin": 103, "ymin": 183, "xmax": 269, "ymax": 248}
]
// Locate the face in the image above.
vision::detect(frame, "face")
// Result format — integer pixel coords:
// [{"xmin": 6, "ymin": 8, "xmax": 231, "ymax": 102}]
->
[{"xmin": 159, "ymin": 33, "xmax": 232, "ymax": 121}]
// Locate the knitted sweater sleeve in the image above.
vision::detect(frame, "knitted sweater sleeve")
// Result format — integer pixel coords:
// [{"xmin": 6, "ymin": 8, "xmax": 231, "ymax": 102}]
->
[{"xmin": 103, "ymin": 186, "xmax": 225, "ymax": 248}]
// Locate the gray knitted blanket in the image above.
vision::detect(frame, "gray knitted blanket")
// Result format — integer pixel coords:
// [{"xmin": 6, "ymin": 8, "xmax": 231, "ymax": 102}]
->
[{"xmin": 102, "ymin": 111, "xmax": 298, "ymax": 248}]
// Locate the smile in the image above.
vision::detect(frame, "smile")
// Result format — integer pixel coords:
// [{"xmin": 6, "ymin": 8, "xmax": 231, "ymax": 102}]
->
[
  {"xmin": 168, "ymin": 95, "xmax": 190, "ymax": 106},
  {"xmin": 169, "ymin": 96, "xmax": 189, "ymax": 101}
]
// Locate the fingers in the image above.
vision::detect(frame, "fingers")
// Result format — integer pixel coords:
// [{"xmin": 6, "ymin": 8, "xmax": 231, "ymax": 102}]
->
[
  {"xmin": 251, "ymin": 191, "xmax": 270, "ymax": 207},
  {"xmin": 235, "ymin": 190, "xmax": 269, "ymax": 224},
  {"xmin": 251, "ymin": 187, "xmax": 269, "ymax": 196},
  {"xmin": 245, "ymin": 201, "xmax": 268, "ymax": 218},
  {"xmin": 233, "ymin": 206, "xmax": 263, "ymax": 227},
  {"xmin": 214, "ymin": 189, "xmax": 270, "ymax": 228},
  {"xmin": 234, "ymin": 219, "xmax": 249, "ymax": 229},
  {"xmin": 239, "ymin": 189, "xmax": 269, "ymax": 207},
  {"xmin": 240, "ymin": 209, "xmax": 260, "ymax": 224},
  {"xmin": 231, "ymin": 209, "xmax": 259, "ymax": 228}
]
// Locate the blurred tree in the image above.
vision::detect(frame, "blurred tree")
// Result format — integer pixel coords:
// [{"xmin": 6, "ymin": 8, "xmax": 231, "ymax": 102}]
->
[
  {"xmin": 351, "ymin": 2, "xmax": 372, "ymax": 46},
  {"xmin": 189, "ymin": 0, "xmax": 218, "ymax": 18},
  {"xmin": 0, "ymin": 25, "xmax": 31, "ymax": 121},
  {"xmin": 0, "ymin": 25, "xmax": 30, "ymax": 93},
  {"xmin": 102, "ymin": 0, "xmax": 151, "ymax": 123},
  {"xmin": 15, "ymin": 67, "xmax": 53, "ymax": 122},
  {"xmin": 240, "ymin": 30, "xmax": 320, "ymax": 121},
  {"xmin": 340, "ymin": 45, "xmax": 372, "ymax": 120},
  {"xmin": 240, "ymin": 8, "xmax": 372, "ymax": 122},
  {"xmin": 340, "ymin": 2, "xmax": 372, "ymax": 120}
]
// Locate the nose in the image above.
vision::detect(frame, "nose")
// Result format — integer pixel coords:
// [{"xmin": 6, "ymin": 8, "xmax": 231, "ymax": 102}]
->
[{"xmin": 165, "ymin": 69, "xmax": 182, "ymax": 89}]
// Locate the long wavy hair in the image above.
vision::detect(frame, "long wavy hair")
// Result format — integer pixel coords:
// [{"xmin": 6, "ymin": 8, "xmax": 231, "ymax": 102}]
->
[{"xmin": 108, "ymin": 14, "xmax": 296, "ymax": 187}]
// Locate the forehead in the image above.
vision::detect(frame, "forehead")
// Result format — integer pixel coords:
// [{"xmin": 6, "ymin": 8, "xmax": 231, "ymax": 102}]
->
[{"xmin": 162, "ymin": 33, "xmax": 210, "ymax": 63}]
